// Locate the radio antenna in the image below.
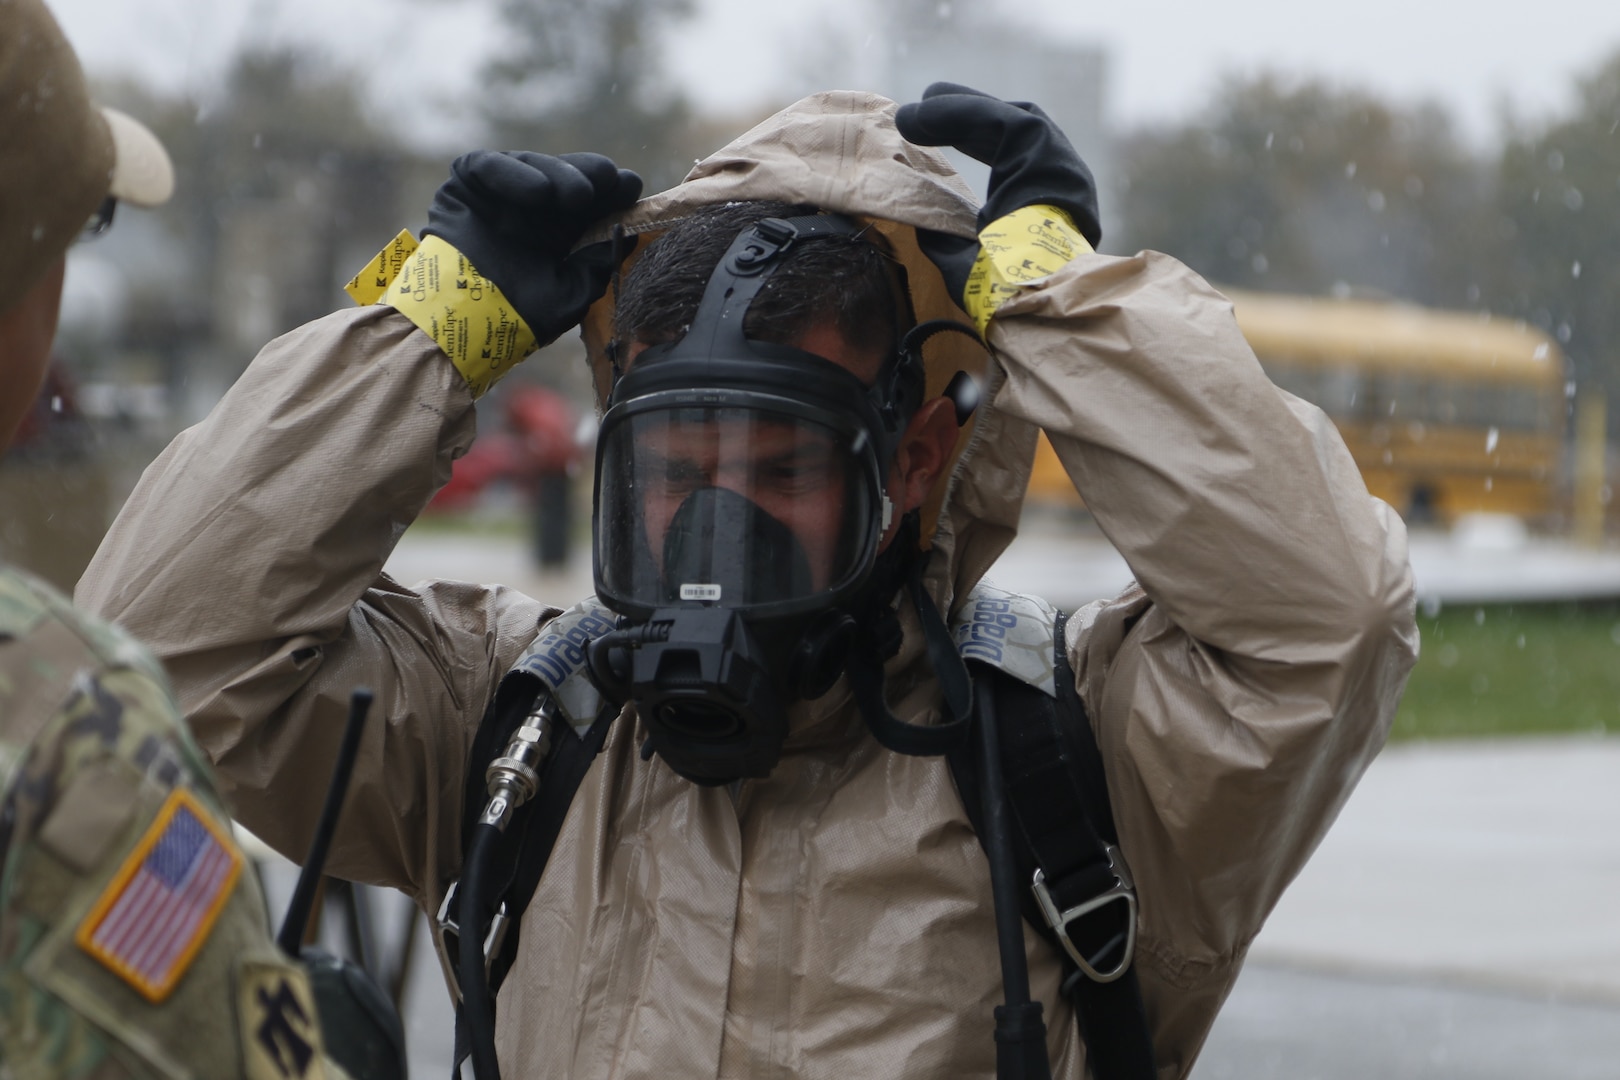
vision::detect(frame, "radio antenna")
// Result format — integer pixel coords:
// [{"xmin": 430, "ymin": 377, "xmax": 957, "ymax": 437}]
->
[{"xmin": 276, "ymin": 687, "xmax": 373, "ymax": 955}]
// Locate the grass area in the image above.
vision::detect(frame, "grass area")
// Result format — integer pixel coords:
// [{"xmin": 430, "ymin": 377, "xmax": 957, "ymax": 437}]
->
[{"xmin": 1393, "ymin": 601, "xmax": 1620, "ymax": 740}]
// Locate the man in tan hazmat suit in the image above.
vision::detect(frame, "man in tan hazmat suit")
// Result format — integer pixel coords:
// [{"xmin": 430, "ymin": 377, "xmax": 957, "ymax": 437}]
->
[{"xmin": 79, "ymin": 83, "xmax": 1418, "ymax": 1079}]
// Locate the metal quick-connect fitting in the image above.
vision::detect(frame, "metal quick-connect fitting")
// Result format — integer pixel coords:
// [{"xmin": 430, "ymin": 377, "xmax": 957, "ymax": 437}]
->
[{"xmin": 479, "ymin": 695, "xmax": 560, "ymax": 831}]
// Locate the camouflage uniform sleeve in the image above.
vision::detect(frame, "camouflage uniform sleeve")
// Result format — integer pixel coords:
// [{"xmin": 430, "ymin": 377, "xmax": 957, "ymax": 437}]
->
[{"xmin": 0, "ymin": 565, "xmax": 337, "ymax": 1080}]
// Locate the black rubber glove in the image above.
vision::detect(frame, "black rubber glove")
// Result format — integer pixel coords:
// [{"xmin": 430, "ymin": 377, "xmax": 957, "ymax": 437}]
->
[
  {"xmin": 894, "ymin": 82, "xmax": 1101, "ymax": 303},
  {"xmin": 424, "ymin": 151, "xmax": 643, "ymax": 348}
]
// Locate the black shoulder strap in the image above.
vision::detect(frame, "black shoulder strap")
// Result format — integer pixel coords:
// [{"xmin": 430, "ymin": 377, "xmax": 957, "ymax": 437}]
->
[
  {"xmin": 490, "ymin": 690, "xmax": 618, "ymax": 994},
  {"xmin": 948, "ymin": 609, "xmax": 1156, "ymax": 1080},
  {"xmin": 448, "ymin": 603, "xmax": 624, "ymax": 1077},
  {"xmin": 450, "ymin": 678, "xmax": 618, "ymax": 1075}
]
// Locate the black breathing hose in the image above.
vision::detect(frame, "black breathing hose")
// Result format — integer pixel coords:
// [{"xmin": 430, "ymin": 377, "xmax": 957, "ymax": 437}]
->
[
  {"xmin": 459, "ymin": 823, "xmax": 503, "ymax": 1080},
  {"xmin": 977, "ymin": 676, "xmax": 1033, "ymax": 1005},
  {"xmin": 976, "ymin": 676, "xmax": 1053, "ymax": 1080}
]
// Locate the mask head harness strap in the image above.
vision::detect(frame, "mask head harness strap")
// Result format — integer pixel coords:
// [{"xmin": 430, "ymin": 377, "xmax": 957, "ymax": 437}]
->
[{"xmin": 609, "ymin": 213, "xmax": 927, "ymax": 485}]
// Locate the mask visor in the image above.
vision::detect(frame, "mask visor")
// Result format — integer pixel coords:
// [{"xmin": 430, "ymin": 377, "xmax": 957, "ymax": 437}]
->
[{"xmin": 596, "ymin": 402, "xmax": 878, "ymax": 614}]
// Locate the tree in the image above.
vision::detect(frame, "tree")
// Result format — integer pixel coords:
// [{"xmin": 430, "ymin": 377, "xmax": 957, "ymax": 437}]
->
[
  {"xmin": 481, "ymin": 0, "xmax": 701, "ymax": 191},
  {"xmin": 89, "ymin": 49, "xmax": 426, "ymax": 393},
  {"xmin": 1117, "ymin": 75, "xmax": 1496, "ymax": 307},
  {"xmin": 1489, "ymin": 49, "xmax": 1620, "ymax": 393}
]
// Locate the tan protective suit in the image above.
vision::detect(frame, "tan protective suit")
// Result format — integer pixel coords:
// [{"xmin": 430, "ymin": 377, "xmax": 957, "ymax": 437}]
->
[{"xmin": 79, "ymin": 93, "xmax": 1417, "ymax": 1079}]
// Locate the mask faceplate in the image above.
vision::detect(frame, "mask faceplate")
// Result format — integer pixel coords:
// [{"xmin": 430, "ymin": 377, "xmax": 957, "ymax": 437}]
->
[
  {"xmin": 590, "ymin": 213, "xmax": 924, "ymax": 782},
  {"xmin": 596, "ymin": 397, "xmax": 880, "ymax": 619}
]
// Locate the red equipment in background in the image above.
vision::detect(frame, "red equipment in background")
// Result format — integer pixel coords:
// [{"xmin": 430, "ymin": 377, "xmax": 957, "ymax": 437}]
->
[{"xmin": 426, "ymin": 386, "xmax": 582, "ymax": 566}]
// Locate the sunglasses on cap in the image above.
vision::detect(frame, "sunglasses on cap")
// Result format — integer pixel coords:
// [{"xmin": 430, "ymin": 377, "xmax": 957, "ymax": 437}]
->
[{"xmin": 77, "ymin": 196, "xmax": 117, "ymax": 244}]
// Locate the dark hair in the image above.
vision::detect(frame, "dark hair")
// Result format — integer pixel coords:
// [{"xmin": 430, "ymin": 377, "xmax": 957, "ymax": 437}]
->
[{"xmin": 612, "ymin": 201, "xmax": 908, "ymax": 370}]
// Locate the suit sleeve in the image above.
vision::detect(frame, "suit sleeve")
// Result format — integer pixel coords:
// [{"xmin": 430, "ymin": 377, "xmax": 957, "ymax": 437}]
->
[
  {"xmin": 77, "ymin": 305, "xmax": 553, "ymax": 901},
  {"xmin": 986, "ymin": 251, "xmax": 1418, "ymax": 1069}
]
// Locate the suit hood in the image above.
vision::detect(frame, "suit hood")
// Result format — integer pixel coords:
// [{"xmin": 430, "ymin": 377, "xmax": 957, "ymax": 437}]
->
[{"xmin": 579, "ymin": 90, "xmax": 1041, "ymax": 616}]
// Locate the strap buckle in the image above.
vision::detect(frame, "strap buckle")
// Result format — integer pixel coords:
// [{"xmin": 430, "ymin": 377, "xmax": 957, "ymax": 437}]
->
[
  {"xmin": 728, "ymin": 217, "xmax": 799, "ymax": 273},
  {"xmin": 1031, "ymin": 843, "xmax": 1137, "ymax": 984},
  {"xmin": 435, "ymin": 882, "xmax": 510, "ymax": 1001}
]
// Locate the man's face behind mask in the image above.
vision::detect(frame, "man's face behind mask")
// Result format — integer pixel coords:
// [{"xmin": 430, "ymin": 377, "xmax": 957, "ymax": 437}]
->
[{"xmin": 597, "ymin": 406, "xmax": 874, "ymax": 611}]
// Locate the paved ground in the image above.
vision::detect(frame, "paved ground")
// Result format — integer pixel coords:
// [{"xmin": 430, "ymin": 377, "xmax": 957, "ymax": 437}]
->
[
  {"xmin": 1198, "ymin": 964, "xmax": 1620, "ymax": 1080},
  {"xmin": 357, "ymin": 526, "xmax": 1620, "ymax": 1077},
  {"xmin": 1246, "ymin": 738, "xmax": 1620, "ymax": 1005},
  {"xmin": 1195, "ymin": 738, "xmax": 1620, "ymax": 1079}
]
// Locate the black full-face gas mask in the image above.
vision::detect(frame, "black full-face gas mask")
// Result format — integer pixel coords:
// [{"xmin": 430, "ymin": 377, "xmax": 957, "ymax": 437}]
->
[{"xmin": 587, "ymin": 213, "xmax": 975, "ymax": 785}]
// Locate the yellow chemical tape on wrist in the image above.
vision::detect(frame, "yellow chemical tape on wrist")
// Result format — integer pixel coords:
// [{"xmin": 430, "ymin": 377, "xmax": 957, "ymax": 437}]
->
[
  {"xmin": 963, "ymin": 204, "xmax": 1094, "ymax": 335},
  {"xmin": 344, "ymin": 228, "xmax": 420, "ymax": 306},
  {"xmin": 348, "ymin": 233, "xmax": 539, "ymax": 398},
  {"xmin": 76, "ymin": 786, "xmax": 243, "ymax": 1003}
]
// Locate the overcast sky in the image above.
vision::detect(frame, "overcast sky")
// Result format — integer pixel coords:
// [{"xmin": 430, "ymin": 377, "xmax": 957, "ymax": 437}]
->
[{"xmin": 47, "ymin": 0, "xmax": 1620, "ymax": 149}]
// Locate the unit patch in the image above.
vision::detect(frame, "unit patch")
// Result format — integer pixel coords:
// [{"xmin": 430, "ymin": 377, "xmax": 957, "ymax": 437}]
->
[
  {"xmin": 75, "ymin": 787, "xmax": 242, "ymax": 1001},
  {"xmin": 237, "ymin": 961, "xmax": 327, "ymax": 1080}
]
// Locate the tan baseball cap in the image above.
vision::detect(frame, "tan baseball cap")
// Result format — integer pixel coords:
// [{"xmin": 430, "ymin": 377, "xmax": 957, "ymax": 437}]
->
[{"xmin": 1, "ymin": 0, "xmax": 174, "ymax": 314}]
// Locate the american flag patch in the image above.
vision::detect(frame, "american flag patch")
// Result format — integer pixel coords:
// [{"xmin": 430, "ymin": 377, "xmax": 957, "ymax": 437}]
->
[{"xmin": 76, "ymin": 787, "xmax": 242, "ymax": 1002}]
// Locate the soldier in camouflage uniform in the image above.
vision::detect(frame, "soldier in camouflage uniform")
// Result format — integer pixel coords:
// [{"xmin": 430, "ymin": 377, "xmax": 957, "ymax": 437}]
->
[
  {"xmin": 0, "ymin": 575, "xmax": 340, "ymax": 1079},
  {"xmin": 0, "ymin": 2, "xmax": 350, "ymax": 1076}
]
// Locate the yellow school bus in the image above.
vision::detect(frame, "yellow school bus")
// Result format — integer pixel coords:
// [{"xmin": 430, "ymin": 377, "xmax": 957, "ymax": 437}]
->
[{"xmin": 1026, "ymin": 288, "xmax": 1569, "ymax": 526}]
